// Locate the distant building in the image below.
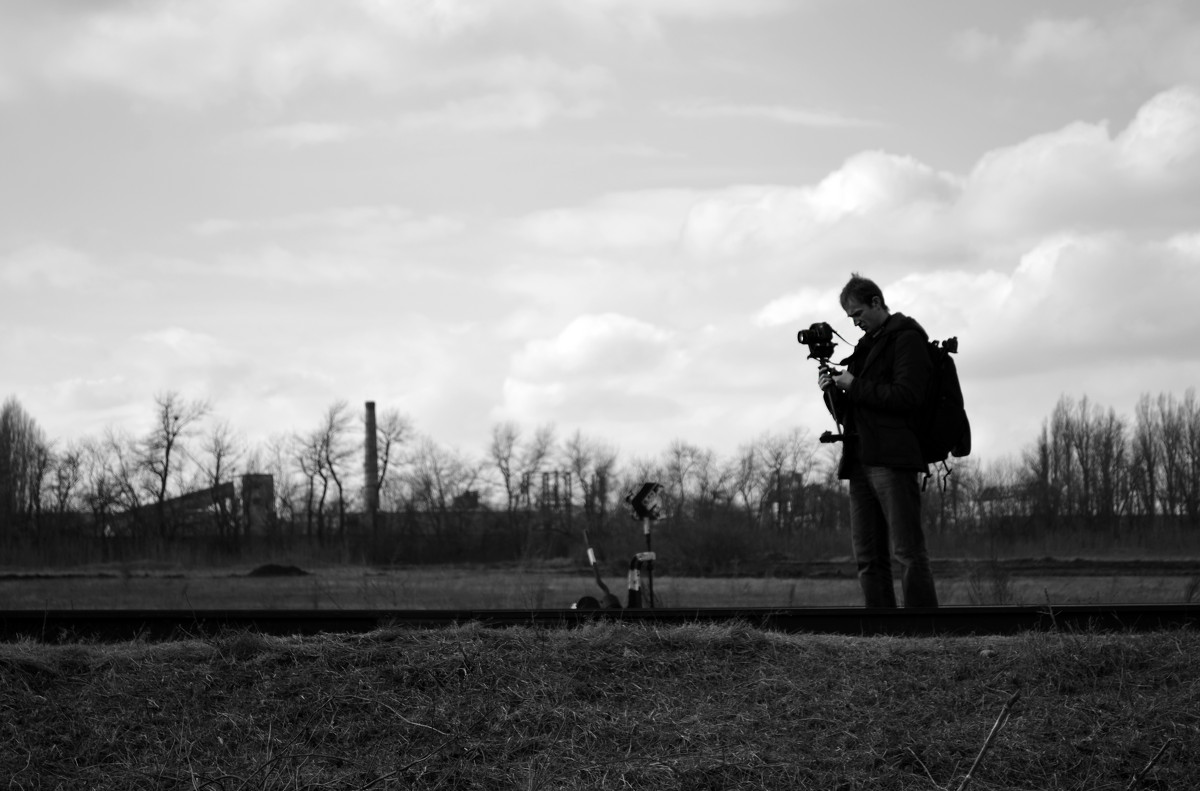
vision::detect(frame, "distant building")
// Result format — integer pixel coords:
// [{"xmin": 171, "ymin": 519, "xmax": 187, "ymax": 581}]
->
[{"xmin": 241, "ymin": 474, "xmax": 275, "ymax": 533}]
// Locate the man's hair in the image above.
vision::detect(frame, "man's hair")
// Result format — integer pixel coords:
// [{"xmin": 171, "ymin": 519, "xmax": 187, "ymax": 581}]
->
[{"xmin": 839, "ymin": 273, "xmax": 888, "ymax": 310}]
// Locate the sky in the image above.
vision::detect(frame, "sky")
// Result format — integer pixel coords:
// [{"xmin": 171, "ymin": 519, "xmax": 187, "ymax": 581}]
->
[{"xmin": 3, "ymin": 0, "xmax": 1200, "ymax": 471}]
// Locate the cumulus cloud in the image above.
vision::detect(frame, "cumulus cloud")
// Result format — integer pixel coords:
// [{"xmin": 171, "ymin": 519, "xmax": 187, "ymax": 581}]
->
[
  {"xmin": 652, "ymin": 86, "xmax": 1200, "ymax": 269},
  {"xmin": 512, "ymin": 313, "xmax": 677, "ymax": 378},
  {"xmin": 963, "ymin": 86, "xmax": 1200, "ymax": 236},
  {"xmin": 499, "ymin": 313, "xmax": 687, "ymax": 425},
  {"xmin": 498, "ymin": 84, "xmax": 1200, "ymax": 462},
  {"xmin": 677, "ymin": 151, "xmax": 962, "ymax": 262},
  {"xmin": 755, "ymin": 287, "xmax": 836, "ymax": 329}
]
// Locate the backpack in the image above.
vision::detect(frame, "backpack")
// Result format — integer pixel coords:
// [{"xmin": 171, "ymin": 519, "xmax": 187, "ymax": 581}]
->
[{"xmin": 918, "ymin": 337, "xmax": 971, "ymax": 479}]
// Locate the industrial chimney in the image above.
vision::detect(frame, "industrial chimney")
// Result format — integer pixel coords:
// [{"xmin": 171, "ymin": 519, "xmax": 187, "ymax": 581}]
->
[{"xmin": 364, "ymin": 400, "xmax": 379, "ymax": 532}]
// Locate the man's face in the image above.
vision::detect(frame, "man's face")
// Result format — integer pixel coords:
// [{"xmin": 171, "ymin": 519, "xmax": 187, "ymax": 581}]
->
[{"xmin": 844, "ymin": 297, "xmax": 887, "ymax": 334}]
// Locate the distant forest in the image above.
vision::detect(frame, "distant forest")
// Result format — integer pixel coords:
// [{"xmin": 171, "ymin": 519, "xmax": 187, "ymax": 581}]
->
[{"xmin": 2, "ymin": 388, "xmax": 1199, "ymax": 572}]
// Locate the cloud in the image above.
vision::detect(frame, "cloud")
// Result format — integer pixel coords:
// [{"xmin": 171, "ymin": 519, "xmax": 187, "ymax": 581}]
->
[
  {"xmin": 33, "ymin": 1, "xmax": 447, "ymax": 107},
  {"xmin": 652, "ymin": 86, "xmax": 1200, "ymax": 266},
  {"xmin": 399, "ymin": 87, "xmax": 600, "ymax": 132},
  {"xmin": 1117, "ymin": 86, "xmax": 1200, "ymax": 179},
  {"xmin": 239, "ymin": 121, "xmax": 362, "ymax": 148},
  {"xmin": 512, "ymin": 313, "xmax": 678, "ymax": 378},
  {"xmin": 511, "ymin": 190, "xmax": 696, "ymax": 252},
  {"xmin": 495, "ymin": 85, "xmax": 1200, "ymax": 404},
  {"xmin": 3, "ymin": 0, "xmax": 758, "ymax": 110},
  {"xmin": 0, "ymin": 243, "xmax": 99, "ymax": 289},
  {"xmin": 559, "ymin": 0, "xmax": 790, "ymax": 39},
  {"xmin": 396, "ymin": 56, "xmax": 612, "ymax": 131},
  {"xmin": 948, "ymin": 28, "xmax": 1001, "ymax": 63},
  {"xmin": 755, "ymin": 287, "xmax": 836, "ymax": 329},
  {"xmin": 134, "ymin": 327, "xmax": 233, "ymax": 368},
  {"xmin": 677, "ymin": 151, "xmax": 962, "ymax": 261},
  {"xmin": 1011, "ymin": 17, "xmax": 1106, "ymax": 69},
  {"xmin": 951, "ymin": 5, "xmax": 1200, "ymax": 88},
  {"xmin": 962, "ymin": 85, "xmax": 1200, "ymax": 236},
  {"xmin": 663, "ymin": 100, "xmax": 881, "ymax": 129},
  {"xmin": 189, "ymin": 205, "xmax": 467, "ymax": 283},
  {"xmin": 196, "ymin": 205, "xmax": 464, "ymax": 240},
  {"xmin": 499, "ymin": 313, "xmax": 687, "ymax": 425}
]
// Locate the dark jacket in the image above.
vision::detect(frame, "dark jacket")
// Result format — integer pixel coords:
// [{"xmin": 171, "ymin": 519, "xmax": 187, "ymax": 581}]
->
[{"xmin": 827, "ymin": 312, "xmax": 931, "ymax": 479}]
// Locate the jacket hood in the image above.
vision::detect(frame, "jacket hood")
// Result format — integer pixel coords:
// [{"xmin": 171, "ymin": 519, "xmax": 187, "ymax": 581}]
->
[{"xmin": 880, "ymin": 312, "xmax": 928, "ymax": 341}]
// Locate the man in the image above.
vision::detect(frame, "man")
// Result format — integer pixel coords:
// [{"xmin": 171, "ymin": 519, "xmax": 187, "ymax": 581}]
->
[{"xmin": 818, "ymin": 273, "xmax": 938, "ymax": 608}]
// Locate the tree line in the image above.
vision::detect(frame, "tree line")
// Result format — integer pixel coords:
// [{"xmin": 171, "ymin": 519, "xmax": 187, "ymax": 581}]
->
[{"xmin": 2, "ymin": 389, "xmax": 1199, "ymax": 570}]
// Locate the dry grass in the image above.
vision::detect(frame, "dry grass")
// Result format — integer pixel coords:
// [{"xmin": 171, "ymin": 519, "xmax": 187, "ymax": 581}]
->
[{"xmin": 2, "ymin": 622, "xmax": 1197, "ymax": 790}]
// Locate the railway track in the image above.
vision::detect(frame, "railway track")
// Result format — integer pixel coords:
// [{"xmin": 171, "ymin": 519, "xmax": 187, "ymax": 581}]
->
[{"xmin": 3, "ymin": 603, "xmax": 1197, "ymax": 642}]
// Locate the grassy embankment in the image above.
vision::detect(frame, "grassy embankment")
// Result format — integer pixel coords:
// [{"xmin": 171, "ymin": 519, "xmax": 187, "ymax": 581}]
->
[{"xmin": 2, "ymin": 622, "xmax": 1196, "ymax": 790}]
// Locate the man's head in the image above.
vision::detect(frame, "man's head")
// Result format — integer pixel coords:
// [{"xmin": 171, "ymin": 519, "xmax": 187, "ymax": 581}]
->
[{"xmin": 839, "ymin": 273, "xmax": 890, "ymax": 334}]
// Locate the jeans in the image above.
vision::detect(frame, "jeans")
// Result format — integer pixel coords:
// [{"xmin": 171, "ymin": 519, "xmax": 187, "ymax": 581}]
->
[{"xmin": 848, "ymin": 464, "xmax": 938, "ymax": 608}]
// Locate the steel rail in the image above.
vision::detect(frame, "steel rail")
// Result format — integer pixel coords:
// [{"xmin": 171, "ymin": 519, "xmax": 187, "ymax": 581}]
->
[{"xmin": 2, "ymin": 604, "xmax": 1197, "ymax": 642}]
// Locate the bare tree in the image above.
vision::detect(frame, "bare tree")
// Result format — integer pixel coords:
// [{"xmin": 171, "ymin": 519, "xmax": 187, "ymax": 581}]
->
[
  {"xmin": 561, "ymin": 430, "xmax": 618, "ymax": 519},
  {"xmin": 1183, "ymin": 388, "xmax": 1200, "ymax": 527},
  {"xmin": 592, "ymin": 443, "xmax": 618, "ymax": 518},
  {"xmin": 1093, "ymin": 405, "xmax": 1128, "ymax": 534},
  {"xmin": 1069, "ymin": 396, "xmax": 1096, "ymax": 525},
  {"xmin": 663, "ymin": 439, "xmax": 713, "ymax": 521},
  {"xmin": 141, "ymin": 391, "xmax": 210, "ymax": 540},
  {"xmin": 317, "ymin": 400, "xmax": 357, "ymax": 539},
  {"xmin": 79, "ymin": 436, "xmax": 123, "ymax": 542},
  {"xmin": 295, "ymin": 428, "xmax": 329, "ymax": 543},
  {"xmin": 1022, "ymin": 423, "xmax": 1054, "ymax": 530},
  {"xmin": 756, "ymin": 428, "xmax": 818, "ymax": 530},
  {"xmin": 490, "ymin": 421, "xmax": 520, "ymax": 514},
  {"xmin": 517, "ymin": 424, "xmax": 555, "ymax": 510},
  {"xmin": 105, "ymin": 427, "xmax": 145, "ymax": 532},
  {"xmin": 728, "ymin": 440, "xmax": 764, "ymax": 522},
  {"xmin": 248, "ymin": 433, "xmax": 301, "ymax": 538},
  {"xmin": 374, "ymin": 407, "xmax": 414, "ymax": 510},
  {"xmin": 27, "ymin": 439, "xmax": 52, "ymax": 535},
  {"xmin": 406, "ymin": 437, "xmax": 482, "ymax": 534},
  {"xmin": 0, "ymin": 396, "xmax": 49, "ymax": 537},
  {"xmin": 198, "ymin": 419, "xmax": 245, "ymax": 541},
  {"xmin": 692, "ymin": 446, "xmax": 732, "ymax": 517},
  {"xmin": 48, "ymin": 441, "xmax": 84, "ymax": 514},
  {"xmin": 1131, "ymin": 393, "xmax": 1159, "ymax": 522},
  {"xmin": 1156, "ymin": 392, "xmax": 1187, "ymax": 519}
]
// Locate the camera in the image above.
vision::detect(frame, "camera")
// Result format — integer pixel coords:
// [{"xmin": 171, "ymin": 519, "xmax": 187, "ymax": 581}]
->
[{"xmin": 796, "ymin": 321, "xmax": 836, "ymax": 362}]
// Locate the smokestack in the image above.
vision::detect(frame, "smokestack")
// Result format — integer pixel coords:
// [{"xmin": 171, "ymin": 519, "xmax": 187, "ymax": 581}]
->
[{"xmin": 364, "ymin": 401, "xmax": 379, "ymax": 529}]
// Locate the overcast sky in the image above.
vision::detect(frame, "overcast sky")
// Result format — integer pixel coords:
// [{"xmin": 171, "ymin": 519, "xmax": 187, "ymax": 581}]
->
[{"xmin": 3, "ymin": 0, "xmax": 1200, "ymax": 470}]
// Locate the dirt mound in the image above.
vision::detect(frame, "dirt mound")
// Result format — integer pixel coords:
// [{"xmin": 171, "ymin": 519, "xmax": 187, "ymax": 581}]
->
[{"xmin": 246, "ymin": 564, "xmax": 309, "ymax": 578}]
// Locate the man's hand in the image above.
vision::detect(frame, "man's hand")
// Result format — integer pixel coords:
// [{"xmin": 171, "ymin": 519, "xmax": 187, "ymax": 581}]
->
[{"xmin": 820, "ymin": 367, "xmax": 853, "ymax": 391}]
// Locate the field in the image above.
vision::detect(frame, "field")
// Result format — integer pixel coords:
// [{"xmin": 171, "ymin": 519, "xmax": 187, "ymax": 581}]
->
[
  {"xmin": 2, "ymin": 559, "xmax": 1198, "ymax": 610},
  {"xmin": 3, "ymin": 621, "xmax": 1197, "ymax": 790}
]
